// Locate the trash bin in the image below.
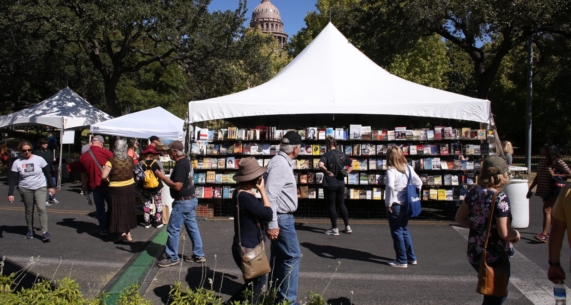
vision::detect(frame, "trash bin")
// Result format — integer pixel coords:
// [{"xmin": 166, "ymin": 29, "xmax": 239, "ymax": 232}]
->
[{"xmin": 503, "ymin": 179, "xmax": 529, "ymax": 229}]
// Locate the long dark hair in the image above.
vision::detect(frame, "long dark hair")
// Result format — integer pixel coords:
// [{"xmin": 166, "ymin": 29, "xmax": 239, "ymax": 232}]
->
[{"xmin": 325, "ymin": 136, "xmax": 337, "ymax": 151}]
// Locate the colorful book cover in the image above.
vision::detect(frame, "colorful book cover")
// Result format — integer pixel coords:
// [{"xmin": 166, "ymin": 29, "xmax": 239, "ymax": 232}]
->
[
  {"xmin": 440, "ymin": 143, "xmax": 450, "ymax": 155},
  {"xmin": 297, "ymin": 129, "xmax": 306, "ymax": 140},
  {"xmin": 434, "ymin": 126, "xmax": 444, "ymax": 140},
  {"xmin": 226, "ymin": 157, "xmax": 236, "ymax": 169},
  {"xmin": 373, "ymin": 188, "xmax": 382, "ymax": 200},
  {"xmin": 451, "ymin": 175, "xmax": 459, "ymax": 186},
  {"xmin": 405, "ymin": 130, "xmax": 413, "ymax": 140},
  {"xmin": 446, "ymin": 189, "xmax": 454, "ymax": 201},
  {"xmin": 387, "ymin": 130, "xmax": 395, "ymax": 141},
  {"xmin": 368, "ymin": 159, "xmax": 377, "ymax": 170},
  {"xmin": 318, "ymin": 188, "xmax": 324, "ymax": 199},
  {"xmin": 195, "ymin": 186, "xmax": 204, "ymax": 198},
  {"xmin": 443, "ymin": 174, "xmax": 452, "ymax": 185},
  {"xmin": 432, "ymin": 158, "xmax": 441, "ymax": 170},
  {"xmin": 368, "ymin": 174, "xmax": 377, "ymax": 185},
  {"xmin": 306, "ymin": 127, "xmax": 317, "ymax": 140},
  {"xmin": 307, "ymin": 172, "xmax": 315, "ymax": 184},
  {"xmin": 376, "ymin": 144, "xmax": 384, "ymax": 155},
  {"xmin": 312, "ymin": 145, "xmax": 320, "ymax": 156},
  {"xmin": 437, "ymin": 189, "xmax": 446, "ymax": 200},
  {"xmin": 325, "ymin": 127, "xmax": 335, "ymax": 138},
  {"xmin": 426, "ymin": 130, "xmax": 434, "ymax": 141},
  {"xmin": 315, "ymin": 172, "xmax": 324, "ymax": 184},
  {"xmin": 319, "ymin": 145, "xmax": 326, "ymax": 155},
  {"xmin": 308, "ymin": 188, "xmax": 316, "ymax": 199},
  {"xmin": 429, "ymin": 189, "xmax": 438, "ymax": 200},
  {"xmin": 434, "ymin": 175, "xmax": 442, "ymax": 185},
  {"xmin": 358, "ymin": 159, "xmax": 368, "ymax": 171},
  {"xmin": 424, "ymin": 158, "xmax": 432, "ymax": 170},
  {"xmin": 409, "ymin": 145, "xmax": 417, "ymax": 155},
  {"xmin": 344, "ymin": 145, "xmax": 352, "ymax": 156},
  {"xmin": 380, "ymin": 130, "xmax": 388, "ymax": 141},
  {"xmin": 359, "ymin": 172, "xmax": 369, "ymax": 185},
  {"xmin": 318, "ymin": 129, "xmax": 326, "ymax": 140},
  {"xmin": 462, "ymin": 128, "xmax": 471, "ymax": 139},
  {"xmin": 361, "ymin": 143, "xmax": 371, "ymax": 156},
  {"xmin": 348, "ymin": 173, "xmax": 359, "ymax": 185},
  {"xmin": 352, "ymin": 144, "xmax": 361, "ymax": 156},
  {"xmin": 334, "ymin": 128, "xmax": 345, "ymax": 140},
  {"xmin": 443, "ymin": 127, "xmax": 453, "ymax": 139},
  {"xmin": 477, "ymin": 129, "xmax": 486, "ymax": 140},
  {"xmin": 361, "ymin": 126, "xmax": 372, "ymax": 140},
  {"xmin": 422, "ymin": 190, "xmax": 430, "ymax": 201}
]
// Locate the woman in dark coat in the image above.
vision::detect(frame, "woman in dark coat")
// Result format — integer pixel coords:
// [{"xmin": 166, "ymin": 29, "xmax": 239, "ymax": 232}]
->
[{"xmin": 227, "ymin": 157, "xmax": 273, "ymax": 304}]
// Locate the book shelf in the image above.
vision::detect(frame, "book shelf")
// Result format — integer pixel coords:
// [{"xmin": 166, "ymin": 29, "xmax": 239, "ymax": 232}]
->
[{"xmin": 190, "ymin": 124, "xmax": 497, "ymax": 219}]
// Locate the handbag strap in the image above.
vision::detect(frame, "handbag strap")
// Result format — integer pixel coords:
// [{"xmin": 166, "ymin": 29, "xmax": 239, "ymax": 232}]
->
[
  {"xmin": 407, "ymin": 165, "xmax": 412, "ymax": 186},
  {"xmin": 483, "ymin": 190, "xmax": 500, "ymax": 250},
  {"xmin": 87, "ymin": 149, "xmax": 104, "ymax": 171},
  {"xmin": 236, "ymin": 190, "xmax": 263, "ymax": 248}
]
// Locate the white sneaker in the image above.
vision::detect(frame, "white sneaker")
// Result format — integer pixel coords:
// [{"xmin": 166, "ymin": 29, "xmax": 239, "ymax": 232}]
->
[
  {"xmin": 325, "ymin": 228, "xmax": 339, "ymax": 236},
  {"xmin": 343, "ymin": 225, "xmax": 352, "ymax": 234},
  {"xmin": 50, "ymin": 198, "xmax": 59, "ymax": 204},
  {"xmin": 45, "ymin": 201, "xmax": 52, "ymax": 207},
  {"xmin": 408, "ymin": 260, "xmax": 417, "ymax": 265},
  {"xmin": 388, "ymin": 260, "xmax": 408, "ymax": 268}
]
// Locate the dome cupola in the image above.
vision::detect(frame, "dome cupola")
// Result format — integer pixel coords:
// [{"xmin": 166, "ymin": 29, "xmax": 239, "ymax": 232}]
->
[{"xmin": 250, "ymin": 0, "xmax": 288, "ymax": 48}]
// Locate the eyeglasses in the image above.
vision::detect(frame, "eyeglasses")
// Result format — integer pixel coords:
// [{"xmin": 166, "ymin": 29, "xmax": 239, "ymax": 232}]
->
[{"xmin": 21, "ymin": 149, "xmax": 32, "ymax": 152}]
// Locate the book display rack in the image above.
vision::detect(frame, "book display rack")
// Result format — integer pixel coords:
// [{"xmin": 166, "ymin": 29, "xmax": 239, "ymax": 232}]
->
[{"xmin": 190, "ymin": 124, "xmax": 497, "ymax": 219}]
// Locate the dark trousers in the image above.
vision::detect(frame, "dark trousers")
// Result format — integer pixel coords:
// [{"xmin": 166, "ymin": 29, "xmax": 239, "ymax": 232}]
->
[{"xmin": 324, "ymin": 185, "xmax": 349, "ymax": 228}]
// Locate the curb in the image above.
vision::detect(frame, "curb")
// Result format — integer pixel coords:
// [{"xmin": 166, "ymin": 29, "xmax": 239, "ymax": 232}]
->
[{"xmin": 102, "ymin": 227, "xmax": 168, "ymax": 304}]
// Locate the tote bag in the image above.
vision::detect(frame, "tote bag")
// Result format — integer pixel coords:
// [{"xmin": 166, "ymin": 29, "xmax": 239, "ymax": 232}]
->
[{"xmin": 407, "ymin": 166, "xmax": 422, "ymax": 217}]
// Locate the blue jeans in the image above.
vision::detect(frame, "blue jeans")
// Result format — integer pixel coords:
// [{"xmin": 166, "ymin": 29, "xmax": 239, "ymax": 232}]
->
[
  {"xmin": 48, "ymin": 173, "xmax": 56, "ymax": 200},
  {"xmin": 470, "ymin": 260, "xmax": 511, "ymax": 305},
  {"xmin": 91, "ymin": 185, "xmax": 108, "ymax": 232},
  {"xmin": 165, "ymin": 197, "xmax": 205, "ymax": 261},
  {"xmin": 270, "ymin": 214, "xmax": 301, "ymax": 304},
  {"xmin": 388, "ymin": 203, "xmax": 416, "ymax": 264}
]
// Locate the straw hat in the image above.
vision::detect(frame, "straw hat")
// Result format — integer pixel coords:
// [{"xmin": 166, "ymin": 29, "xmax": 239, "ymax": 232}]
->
[{"xmin": 233, "ymin": 157, "xmax": 267, "ymax": 182}]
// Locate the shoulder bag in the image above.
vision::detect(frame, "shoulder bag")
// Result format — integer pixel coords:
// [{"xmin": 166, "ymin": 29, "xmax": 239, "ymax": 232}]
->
[
  {"xmin": 476, "ymin": 190, "xmax": 509, "ymax": 297},
  {"xmin": 332, "ymin": 151, "xmax": 348, "ymax": 179},
  {"xmin": 236, "ymin": 191, "xmax": 271, "ymax": 280},
  {"xmin": 88, "ymin": 149, "xmax": 109, "ymax": 185},
  {"xmin": 407, "ymin": 166, "xmax": 421, "ymax": 217}
]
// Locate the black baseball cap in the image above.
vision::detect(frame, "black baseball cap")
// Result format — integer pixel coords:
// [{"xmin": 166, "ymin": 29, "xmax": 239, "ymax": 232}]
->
[
  {"xmin": 282, "ymin": 131, "xmax": 304, "ymax": 145},
  {"xmin": 149, "ymin": 135, "xmax": 160, "ymax": 142}
]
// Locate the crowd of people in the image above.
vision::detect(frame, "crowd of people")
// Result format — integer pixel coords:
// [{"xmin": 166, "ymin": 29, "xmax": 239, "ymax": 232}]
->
[{"xmin": 6, "ymin": 130, "xmax": 571, "ymax": 305}]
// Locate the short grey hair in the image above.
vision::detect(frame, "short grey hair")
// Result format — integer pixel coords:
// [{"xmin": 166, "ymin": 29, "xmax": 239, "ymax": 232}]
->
[
  {"xmin": 114, "ymin": 139, "xmax": 128, "ymax": 161},
  {"xmin": 280, "ymin": 138, "xmax": 301, "ymax": 154},
  {"xmin": 173, "ymin": 149, "xmax": 185, "ymax": 157}
]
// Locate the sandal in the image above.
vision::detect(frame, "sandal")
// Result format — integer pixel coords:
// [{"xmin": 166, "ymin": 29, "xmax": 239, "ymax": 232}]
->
[
  {"xmin": 534, "ymin": 233, "xmax": 547, "ymax": 243},
  {"xmin": 116, "ymin": 233, "xmax": 132, "ymax": 243}
]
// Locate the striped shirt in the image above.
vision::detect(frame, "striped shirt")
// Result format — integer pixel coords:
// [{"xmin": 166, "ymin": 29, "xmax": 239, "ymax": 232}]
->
[{"xmin": 536, "ymin": 159, "xmax": 570, "ymax": 198}]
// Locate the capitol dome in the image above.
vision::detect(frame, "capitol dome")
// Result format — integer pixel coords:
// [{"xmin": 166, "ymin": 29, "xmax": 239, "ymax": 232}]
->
[{"xmin": 250, "ymin": 0, "xmax": 288, "ymax": 48}]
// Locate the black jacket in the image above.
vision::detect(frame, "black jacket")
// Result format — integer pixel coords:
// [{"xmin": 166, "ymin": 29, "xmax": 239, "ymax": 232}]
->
[{"xmin": 33, "ymin": 148, "xmax": 54, "ymax": 172}]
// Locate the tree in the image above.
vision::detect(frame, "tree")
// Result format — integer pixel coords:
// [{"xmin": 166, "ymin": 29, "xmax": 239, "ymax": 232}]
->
[
  {"xmin": 348, "ymin": 0, "xmax": 571, "ymax": 99},
  {"xmin": 6, "ymin": 0, "xmax": 254, "ymax": 116}
]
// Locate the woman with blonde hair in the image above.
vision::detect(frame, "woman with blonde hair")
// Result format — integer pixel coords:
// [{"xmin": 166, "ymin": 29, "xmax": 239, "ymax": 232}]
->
[
  {"xmin": 101, "ymin": 140, "xmax": 137, "ymax": 242},
  {"xmin": 384, "ymin": 145, "xmax": 422, "ymax": 268},
  {"xmin": 502, "ymin": 141, "xmax": 514, "ymax": 166},
  {"xmin": 455, "ymin": 156, "xmax": 520, "ymax": 304}
]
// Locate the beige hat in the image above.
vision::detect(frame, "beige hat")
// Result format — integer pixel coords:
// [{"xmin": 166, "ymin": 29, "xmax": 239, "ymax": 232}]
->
[{"xmin": 233, "ymin": 157, "xmax": 267, "ymax": 182}]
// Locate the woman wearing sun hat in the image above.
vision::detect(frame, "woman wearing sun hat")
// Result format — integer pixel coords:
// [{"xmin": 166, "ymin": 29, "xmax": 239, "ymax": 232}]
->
[
  {"xmin": 455, "ymin": 156, "xmax": 521, "ymax": 304},
  {"xmin": 227, "ymin": 157, "xmax": 273, "ymax": 305},
  {"xmin": 139, "ymin": 145, "xmax": 165, "ymax": 228}
]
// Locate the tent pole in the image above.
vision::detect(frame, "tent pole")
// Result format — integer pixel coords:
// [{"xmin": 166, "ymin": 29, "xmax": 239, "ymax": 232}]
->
[{"xmin": 57, "ymin": 118, "xmax": 64, "ymax": 189}]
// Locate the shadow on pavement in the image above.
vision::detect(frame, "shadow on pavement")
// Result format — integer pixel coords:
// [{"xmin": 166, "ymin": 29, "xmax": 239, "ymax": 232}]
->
[
  {"xmin": 151, "ymin": 267, "xmax": 242, "ymax": 304},
  {"xmin": 0, "ymin": 258, "xmax": 50, "ymax": 291},
  {"xmin": 300, "ymin": 242, "xmax": 391, "ymax": 264},
  {"xmin": 327, "ymin": 296, "xmax": 354, "ymax": 305},
  {"xmin": 0, "ymin": 225, "xmax": 28, "ymax": 238},
  {"xmin": 294, "ymin": 223, "xmax": 326, "ymax": 234}
]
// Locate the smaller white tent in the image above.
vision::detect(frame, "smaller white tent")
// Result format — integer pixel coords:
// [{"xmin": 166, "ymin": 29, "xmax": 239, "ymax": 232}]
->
[
  {"xmin": 0, "ymin": 87, "xmax": 112, "ymax": 129},
  {"xmin": 188, "ymin": 23, "xmax": 490, "ymax": 124},
  {"xmin": 90, "ymin": 107, "xmax": 184, "ymax": 140}
]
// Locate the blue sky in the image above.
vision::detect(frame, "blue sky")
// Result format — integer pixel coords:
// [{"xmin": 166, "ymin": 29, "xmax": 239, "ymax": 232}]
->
[{"xmin": 208, "ymin": 0, "xmax": 317, "ymax": 40}]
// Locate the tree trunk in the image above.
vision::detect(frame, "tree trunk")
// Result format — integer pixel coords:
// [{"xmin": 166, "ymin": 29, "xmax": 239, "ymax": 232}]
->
[{"xmin": 103, "ymin": 78, "xmax": 123, "ymax": 117}]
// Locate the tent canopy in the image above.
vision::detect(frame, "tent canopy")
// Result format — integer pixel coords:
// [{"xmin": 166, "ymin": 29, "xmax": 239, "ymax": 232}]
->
[
  {"xmin": 90, "ymin": 107, "xmax": 184, "ymax": 140},
  {"xmin": 0, "ymin": 87, "xmax": 112, "ymax": 129},
  {"xmin": 188, "ymin": 23, "xmax": 490, "ymax": 124}
]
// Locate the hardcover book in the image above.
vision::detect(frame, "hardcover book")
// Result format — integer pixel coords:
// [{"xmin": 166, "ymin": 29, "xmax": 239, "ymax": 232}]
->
[
  {"xmin": 307, "ymin": 172, "xmax": 315, "ymax": 184},
  {"xmin": 426, "ymin": 130, "xmax": 435, "ymax": 140},
  {"xmin": 437, "ymin": 189, "xmax": 446, "ymax": 201},
  {"xmin": 306, "ymin": 127, "xmax": 317, "ymax": 140},
  {"xmin": 325, "ymin": 127, "xmax": 335, "ymax": 138},
  {"xmin": 424, "ymin": 158, "xmax": 433, "ymax": 170},
  {"xmin": 361, "ymin": 126, "xmax": 372, "ymax": 140},
  {"xmin": 334, "ymin": 128, "xmax": 345, "ymax": 140},
  {"xmin": 432, "ymin": 158, "xmax": 441, "ymax": 170},
  {"xmin": 405, "ymin": 130, "xmax": 413, "ymax": 140},
  {"xmin": 320, "ymin": 145, "xmax": 326, "ymax": 155},
  {"xmin": 477, "ymin": 129, "xmax": 486, "ymax": 140},
  {"xmin": 299, "ymin": 186, "xmax": 309, "ymax": 199},
  {"xmin": 422, "ymin": 190, "xmax": 430, "ymax": 201},
  {"xmin": 387, "ymin": 130, "xmax": 395, "ymax": 141},
  {"xmin": 409, "ymin": 145, "xmax": 417, "ymax": 155},
  {"xmin": 297, "ymin": 129, "xmax": 306, "ymax": 140},
  {"xmin": 470, "ymin": 130, "xmax": 478, "ymax": 140},
  {"xmin": 376, "ymin": 144, "xmax": 384, "ymax": 155},
  {"xmin": 440, "ymin": 144, "xmax": 450, "ymax": 156},
  {"xmin": 429, "ymin": 189, "xmax": 438, "ymax": 200},
  {"xmin": 434, "ymin": 175, "xmax": 442, "ymax": 185},
  {"xmin": 368, "ymin": 174, "xmax": 377, "ymax": 185},
  {"xmin": 226, "ymin": 157, "xmax": 236, "ymax": 169},
  {"xmin": 312, "ymin": 145, "xmax": 320, "ymax": 156},
  {"xmin": 361, "ymin": 143, "xmax": 371, "ymax": 156},
  {"xmin": 359, "ymin": 172, "xmax": 369, "ymax": 185},
  {"xmin": 358, "ymin": 159, "xmax": 368, "ymax": 171},
  {"xmin": 195, "ymin": 186, "xmax": 204, "ymax": 198},
  {"xmin": 344, "ymin": 145, "xmax": 352, "ymax": 156},
  {"xmin": 443, "ymin": 174, "xmax": 452, "ymax": 185},
  {"xmin": 318, "ymin": 129, "xmax": 326, "ymax": 140},
  {"xmin": 368, "ymin": 158, "xmax": 377, "ymax": 170},
  {"xmin": 299, "ymin": 159, "xmax": 311, "ymax": 169},
  {"xmin": 443, "ymin": 127, "xmax": 453, "ymax": 140},
  {"xmin": 349, "ymin": 125, "xmax": 362, "ymax": 140},
  {"xmin": 308, "ymin": 188, "xmax": 316, "ymax": 199},
  {"xmin": 318, "ymin": 188, "xmax": 324, "ymax": 199},
  {"xmin": 213, "ymin": 187, "xmax": 222, "ymax": 199},
  {"xmin": 348, "ymin": 173, "xmax": 359, "ymax": 185},
  {"xmin": 434, "ymin": 126, "xmax": 444, "ymax": 140},
  {"xmin": 461, "ymin": 128, "xmax": 471, "ymax": 139},
  {"xmin": 222, "ymin": 186, "xmax": 231, "ymax": 199},
  {"xmin": 373, "ymin": 188, "xmax": 382, "ymax": 200},
  {"xmin": 446, "ymin": 189, "xmax": 454, "ymax": 201},
  {"xmin": 451, "ymin": 175, "xmax": 459, "ymax": 186},
  {"xmin": 352, "ymin": 144, "xmax": 361, "ymax": 156},
  {"xmin": 299, "ymin": 174, "xmax": 308, "ymax": 184},
  {"xmin": 315, "ymin": 172, "xmax": 324, "ymax": 184}
]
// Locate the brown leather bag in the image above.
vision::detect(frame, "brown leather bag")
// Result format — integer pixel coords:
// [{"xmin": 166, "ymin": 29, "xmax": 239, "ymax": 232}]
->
[
  {"xmin": 476, "ymin": 190, "xmax": 509, "ymax": 297},
  {"xmin": 236, "ymin": 191, "xmax": 271, "ymax": 280}
]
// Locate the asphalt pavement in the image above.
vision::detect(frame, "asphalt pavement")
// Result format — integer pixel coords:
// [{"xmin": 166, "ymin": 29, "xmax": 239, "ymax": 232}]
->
[{"xmin": 0, "ymin": 180, "xmax": 567, "ymax": 304}]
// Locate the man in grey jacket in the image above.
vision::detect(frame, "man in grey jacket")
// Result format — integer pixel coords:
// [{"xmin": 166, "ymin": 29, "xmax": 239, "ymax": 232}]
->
[{"xmin": 265, "ymin": 131, "xmax": 302, "ymax": 305}]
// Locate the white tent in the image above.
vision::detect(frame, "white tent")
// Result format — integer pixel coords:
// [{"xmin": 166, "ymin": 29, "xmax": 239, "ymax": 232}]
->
[
  {"xmin": 0, "ymin": 87, "xmax": 112, "ymax": 188},
  {"xmin": 0, "ymin": 87, "xmax": 113, "ymax": 129},
  {"xmin": 188, "ymin": 23, "xmax": 490, "ymax": 124},
  {"xmin": 90, "ymin": 107, "xmax": 184, "ymax": 140}
]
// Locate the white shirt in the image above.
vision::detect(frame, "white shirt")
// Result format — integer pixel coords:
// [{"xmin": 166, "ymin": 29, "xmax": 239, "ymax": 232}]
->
[
  {"xmin": 11, "ymin": 155, "xmax": 48, "ymax": 190},
  {"xmin": 384, "ymin": 165, "xmax": 423, "ymax": 207}
]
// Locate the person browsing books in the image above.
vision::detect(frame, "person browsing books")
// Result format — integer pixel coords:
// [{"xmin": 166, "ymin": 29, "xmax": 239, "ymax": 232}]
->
[
  {"xmin": 384, "ymin": 145, "xmax": 422, "ymax": 268},
  {"xmin": 265, "ymin": 131, "xmax": 303, "ymax": 305},
  {"xmin": 455, "ymin": 156, "xmax": 520, "ymax": 304},
  {"xmin": 226, "ymin": 157, "xmax": 273, "ymax": 304},
  {"xmin": 318, "ymin": 136, "xmax": 353, "ymax": 235}
]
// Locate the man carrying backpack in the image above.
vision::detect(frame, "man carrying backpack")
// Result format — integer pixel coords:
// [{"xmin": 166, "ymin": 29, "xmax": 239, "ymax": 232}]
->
[{"xmin": 139, "ymin": 145, "xmax": 164, "ymax": 228}]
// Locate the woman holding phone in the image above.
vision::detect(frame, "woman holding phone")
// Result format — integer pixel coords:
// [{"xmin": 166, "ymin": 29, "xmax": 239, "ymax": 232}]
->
[{"xmin": 227, "ymin": 157, "xmax": 272, "ymax": 304}]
